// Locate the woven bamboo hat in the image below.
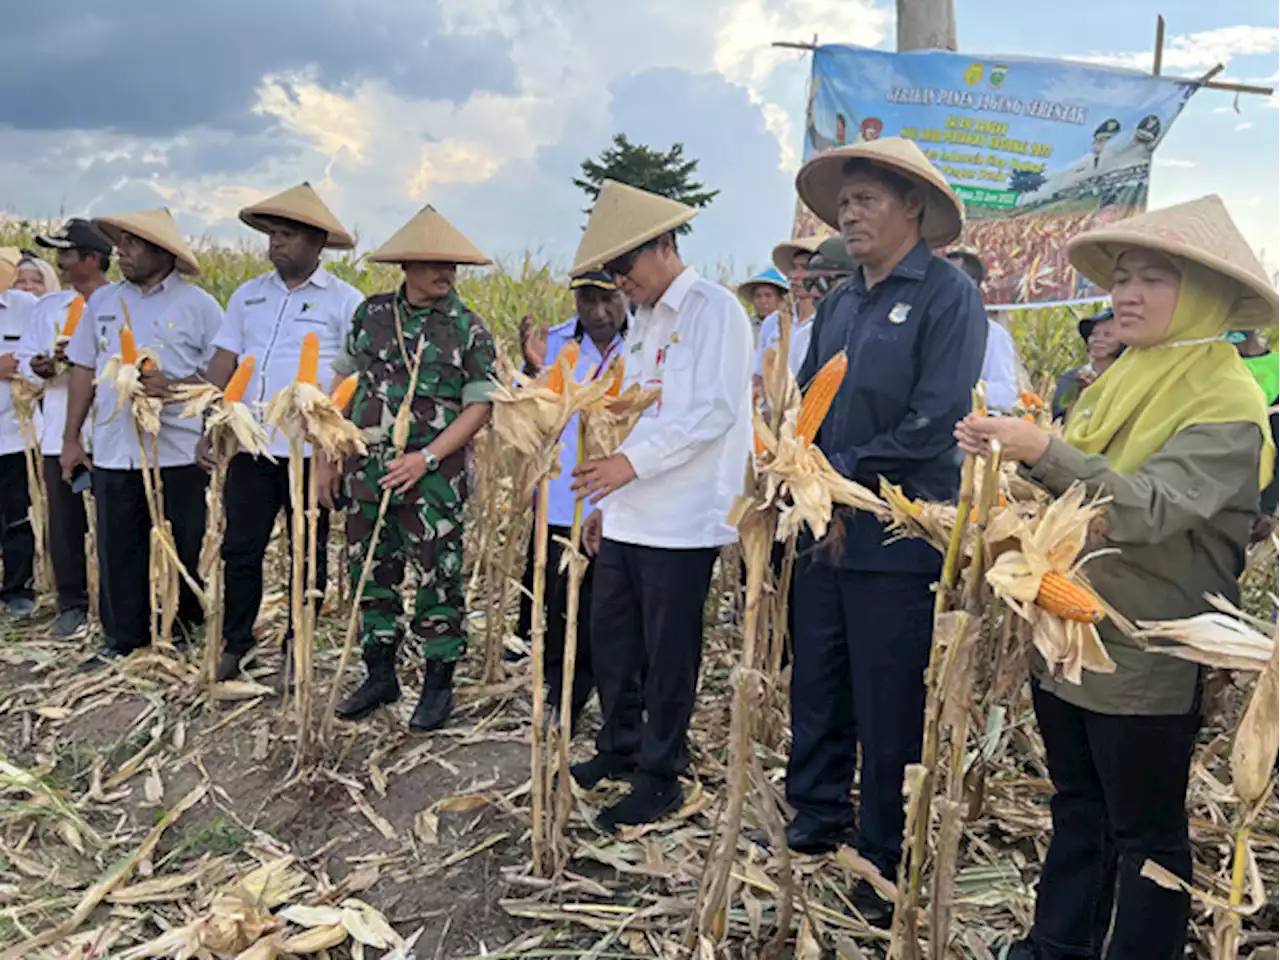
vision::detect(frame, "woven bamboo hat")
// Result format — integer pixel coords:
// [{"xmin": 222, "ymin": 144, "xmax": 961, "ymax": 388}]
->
[
  {"xmin": 0, "ymin": 248, "xmax": 20, "ymax": 291},
  {"xmin": 92, "ymin": 208, "xmax": 200, "ymax": 276},
  {"xmin": 366, "ymin": 205, "xmax": 491, "ymax": 266},
  {"xmin": 795, "ymin": 137, "xmax": 964, "ymax": 248},
  {"xmin": 771, "ymin": 235, "xmax": 824, "ymax": 276},
  {"xmin": 570, "ymin": 180, "xmax": 698, "ymax": 278},
  {"xmin": 737, "ymin": 266, "xmax": 790, "ymax": 302},
  {"xmin": 1068, "ymin": 195, "xmax": 1279, "ymax": 330},
  {"xmin": 239, "ymin": 182, "xmax": 355, "ymax": 250}
]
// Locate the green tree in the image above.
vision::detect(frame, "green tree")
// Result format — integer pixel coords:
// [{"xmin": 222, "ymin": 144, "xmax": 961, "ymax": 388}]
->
[{"xmin": 573, "ymin": 134, "xmax": 718, "ymax": 231}]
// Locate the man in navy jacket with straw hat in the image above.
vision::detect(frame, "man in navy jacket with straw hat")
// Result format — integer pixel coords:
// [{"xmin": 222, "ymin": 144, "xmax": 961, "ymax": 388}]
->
[
  {"xmin": 786, "ymin": 138, "xmax": 987, "ymax": 924},
  {"xmin": 568, "ymin": 180, "xmax": 754, "ymax": 832}
]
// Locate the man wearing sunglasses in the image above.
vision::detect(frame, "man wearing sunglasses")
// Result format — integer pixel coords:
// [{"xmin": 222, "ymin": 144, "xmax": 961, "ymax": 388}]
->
[{"xmin": 568, "ymin": 180, "xmax": 754, "ymax": 832}]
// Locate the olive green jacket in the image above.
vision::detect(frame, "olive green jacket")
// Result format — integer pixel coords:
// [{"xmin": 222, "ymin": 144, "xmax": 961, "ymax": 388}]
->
[{"xmin": 1025, "ymin": 422, "xmax": 1264, "ymax": 715}]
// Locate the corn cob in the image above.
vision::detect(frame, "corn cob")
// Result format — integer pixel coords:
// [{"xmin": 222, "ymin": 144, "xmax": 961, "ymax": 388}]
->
[
  {"xmin": 1036, "ymin": 570, "xmax": 1105, "ymax": 623},
  {"xmin": 968, "ymin": 492, "xmax": 1007, "ymax": 523},
  {"xmin": 297, "ymin": 332, "xmax": 320, "ymax": 384},
  {"xmin": 1019, "ymin": 391, "xmax": 1046, "ymax": 409},
  {"xmin": 119, "ymin": 326, "xmax": 138, "ymax": 365},
  {"xmin": 545, "ymin": 341, "xmax": 580, "ymax": 394},
  {"xmin": 797, "ymin": 350, "xmax": 847, "ymax": 445},
  {"xmin": 605, "ymin": 358, "xmax": 624, "ymax": 398},
  {"xmin": 62, "ymin": 296, "xmax": 85, "ymax": 339},
  {"xmin": 331, "ymin": 373, "xmax": 359, "ymax": 413},
  {"xmin": 223, "ymin": 356, "xmax": 255, "ymax": 403}
]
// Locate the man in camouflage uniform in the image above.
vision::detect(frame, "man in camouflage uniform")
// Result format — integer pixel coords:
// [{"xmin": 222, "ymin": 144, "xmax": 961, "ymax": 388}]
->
[{"xmin": 320, "ymin": 205, "xmax": 496, "ymax": 732}]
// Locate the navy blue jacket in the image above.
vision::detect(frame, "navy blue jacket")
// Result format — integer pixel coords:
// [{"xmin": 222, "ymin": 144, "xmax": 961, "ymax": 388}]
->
[{"xmin": 797, "ymin": 241, "xmax": 988, "ymax": 574}]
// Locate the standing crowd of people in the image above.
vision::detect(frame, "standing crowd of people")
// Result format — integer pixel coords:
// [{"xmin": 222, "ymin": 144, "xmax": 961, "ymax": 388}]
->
[{"xmin": 1, "ymin": 134, "xmax": 1276, "ymax": 951}]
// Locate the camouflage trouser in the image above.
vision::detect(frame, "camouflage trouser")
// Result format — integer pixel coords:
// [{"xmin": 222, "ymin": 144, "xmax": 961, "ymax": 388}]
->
[{"xmin": 346, "ymin": 446, "xmax": 466, "ymax": 663}]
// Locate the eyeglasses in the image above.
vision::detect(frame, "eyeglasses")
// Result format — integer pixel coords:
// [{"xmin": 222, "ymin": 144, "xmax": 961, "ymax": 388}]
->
[
  {"xmin": 802, "ymin": 270, "xmax": 851, "ymax": 297},
  {"xmin": 602, "ymin": 238, "xmax": 659, "ymax": 281}
]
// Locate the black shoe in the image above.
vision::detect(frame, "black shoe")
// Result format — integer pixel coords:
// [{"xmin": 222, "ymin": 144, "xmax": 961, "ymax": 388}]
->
[
  {"xmin": 596, "ymin": 774, "xmax": 683, "ymax": 833},
  {"xmin": 408, "ymin": 660, "xmax": 455, "ymax": 733},
  {"xmin": 214, "ymin": 649, "xmax": 249, "ymax": 683},
  {"xmin": 570, "ymin": 752, "xmax": 637, "ymax": 790},
  {"xmin": 77, "ymin": 646, "xmax": 128, "ymax": 673},
  {"xmin": 786, "ymin": 817, "xmax": 858, "ymax": 855},
  {"xmin": 1004, "ymin": 939, "xmax": 1040, "ymax": 960},
  {"xmin": 51, "ymin": 608, "xmax": 88, "ymax": 639},
  {"xmin": 849, "ymin": 878, "xmax": 894, "ymax": 929},
  {"xmin": 334, "ymin": 644, "xmax": 401, "ymax": 721}
]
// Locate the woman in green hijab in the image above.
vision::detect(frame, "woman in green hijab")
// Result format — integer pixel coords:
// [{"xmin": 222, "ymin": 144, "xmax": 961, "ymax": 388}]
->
[{"xmin": 955, "ymin": 195, "xmax": 1276, "ymax": 960}]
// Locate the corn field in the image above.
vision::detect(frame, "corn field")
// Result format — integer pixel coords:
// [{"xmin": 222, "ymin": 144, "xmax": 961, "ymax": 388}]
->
[{"xmin": 0, "ymin": 218, "xmax": 1086, "ymax": 385}]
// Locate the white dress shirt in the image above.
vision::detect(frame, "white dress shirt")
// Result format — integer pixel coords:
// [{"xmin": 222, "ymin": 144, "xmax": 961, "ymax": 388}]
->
[
  {"xmin": 754, "ymin": 308, "xmax": 815, "ymax": 379},
  {"xmin": 65, "ymin": 273, "xmax": 224, "ymax": 469},
  {"xmin": 214, "ymin": 267, "xmax": 363, "ymax": 459},
  {"xmin": 0, "ymin": 289, "xmax": 39, "ymax": 457},
  {"xmin": 604, "ymin": 267, "xmax": 753, "ymax": 549},
  {"xmin": 17, "ymin": 290, "xmax": 80, "ymax": 455},
  {"xmin": 982, "ymin": 318, "xmax": 1020, "ymax": 414}
]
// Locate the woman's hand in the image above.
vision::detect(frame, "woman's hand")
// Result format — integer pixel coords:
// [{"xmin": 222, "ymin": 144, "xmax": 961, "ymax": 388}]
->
[{"xmin": 954, "ymin": 414, "xmax": 1052, "ymax": 465}]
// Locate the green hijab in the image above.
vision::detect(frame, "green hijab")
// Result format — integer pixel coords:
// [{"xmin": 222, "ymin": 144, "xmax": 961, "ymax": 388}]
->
[{"xmin": 1064, "ymin": 257, "xmax": 1275, "ymax": 488}]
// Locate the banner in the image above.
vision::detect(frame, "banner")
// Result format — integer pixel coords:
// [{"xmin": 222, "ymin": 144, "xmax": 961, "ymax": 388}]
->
[{"xmin": 798, "ymin": 46, "xmax": 1197, "ymax": 307}]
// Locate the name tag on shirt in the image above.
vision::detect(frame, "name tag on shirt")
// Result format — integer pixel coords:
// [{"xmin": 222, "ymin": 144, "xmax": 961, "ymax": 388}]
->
[{"xmin": 244, "ymin": 297, "xmax": 268, "ymax": 307}]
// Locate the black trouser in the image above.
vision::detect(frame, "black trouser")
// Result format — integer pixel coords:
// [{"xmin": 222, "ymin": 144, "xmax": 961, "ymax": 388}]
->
[
  {"xmin": 516, "ymin": 523, "xmax": 595, "ymax": 716},
  {"xmin": 94, "ymin": 466, "xmax": 206, "ymax": 652},
  {"xmin": 0, "ymin": 452, "xmax": 33, "ymax": 604},
  {"xmin": 1029, "ymin": 685, "xmax": 1198, "ymax": 960},
  {"xmin": 44, "ymin": 456, "xmax": 88, "ymax": 613},
  {"xmin": 786, "ymin": 559, "xmax": 935, "ymax": 879},
  {"xmin": 221, "ymin": 454, "xmax": 329, "ymax": 655},
  {"xmin": 590, "ymin": 538, "xmax": 717, "ymax": 779}
]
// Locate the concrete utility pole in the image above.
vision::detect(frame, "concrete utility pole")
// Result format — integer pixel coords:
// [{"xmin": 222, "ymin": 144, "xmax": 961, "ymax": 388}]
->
[{"xmin": 896, "ymin": 0, "xmax": 957, "ymax": 51}]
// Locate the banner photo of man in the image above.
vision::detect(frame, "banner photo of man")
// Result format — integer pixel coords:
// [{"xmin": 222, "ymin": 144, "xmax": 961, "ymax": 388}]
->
[{"xmin": 798, "ymin": 46, "xmax": 1197, "ymax": 307}]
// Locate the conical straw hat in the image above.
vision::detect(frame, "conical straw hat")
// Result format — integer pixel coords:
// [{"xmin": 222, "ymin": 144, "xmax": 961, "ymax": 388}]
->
[
  {"xmin": 92, "ymin": 208, "xmax": 200, "ymax": 276},
  {"xmin": 737, "ymin": 266, "xmax": 790, "ymax": 301},
  {"xmin": 366, "ymin": 205, "xmax": 491, "ymax": 265},
  {"xmin": 771, "ymin": 235, "xmax": 824, "ymax": 275},
  {"xmin": 795, "ymin": 137, "xmax": 964, "ymax": 248},
  {"xmin": 0, "ymin": 247, "xmax": 20, "ymax": 292},
  {"xmin": 570, "ymin": 180, "xmax": 698, "ymax": 278},
  {"xmin": 1068, "ymin": 195, "xmax": 1279, "ymax": 330},
  {"xmin": 239, "ymin": 182, "xmax": 355, "ymax": 249}
]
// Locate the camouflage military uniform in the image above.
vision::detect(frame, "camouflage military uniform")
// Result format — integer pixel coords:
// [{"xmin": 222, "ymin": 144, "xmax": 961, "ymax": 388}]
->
[{"xmin": 339, "ymin": 288, "xmax": 496, "ymax": 664}]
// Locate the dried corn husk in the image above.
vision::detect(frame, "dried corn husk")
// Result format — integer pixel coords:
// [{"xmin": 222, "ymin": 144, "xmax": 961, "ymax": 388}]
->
[
  {"xmin": 98, "ymin": 326, "xmax": 164, "ymax": 436},
  {"xmin": 264, "ymin": 380, "xmax": 365, "ymax": 458},
  {"xmin": 173, "ymin": 383, "xmax": 273, "ymax": 459},
  {"xmin": 1135, "ymin": 594, "xmax": 1277, "ymax": 672},
  {"xmin": 1232, "ymin": 638, "xmax": 1279, "ymax": 805},
  {"xmin": 579, "ymin": 382, "xmax": 661, "ymax": 462}
]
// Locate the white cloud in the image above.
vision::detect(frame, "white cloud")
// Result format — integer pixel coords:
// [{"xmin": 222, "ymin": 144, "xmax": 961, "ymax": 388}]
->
[
  {"xmin": 1212, "ymin": 105, "xmax": 1239, "ymax": 114},
  {"xmin": 1155, "ymin": 157, "xmax": 1196, "ymax": 169},
  {"xmin": 1236, "ymin": 121, "xmax": 1255, "ymax": 131},
  {"xmin": 1074, "ymin": 25, "xmax": 1279, "ymax": 74}
]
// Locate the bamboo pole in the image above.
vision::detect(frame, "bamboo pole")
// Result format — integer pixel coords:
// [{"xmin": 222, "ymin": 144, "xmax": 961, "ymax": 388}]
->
[{"xmin": 529, "ymin": 474, "xmax": 552, "ymax": 877}]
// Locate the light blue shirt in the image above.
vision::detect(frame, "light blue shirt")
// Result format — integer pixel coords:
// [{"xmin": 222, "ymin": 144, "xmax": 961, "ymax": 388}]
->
[
  {"xmin": 982, "ymin": 319, "xmax": 1020, "ymax": 414},
  {"xmin": 539, "ymin": 317, "xmax": 626, "ymax": 528}
]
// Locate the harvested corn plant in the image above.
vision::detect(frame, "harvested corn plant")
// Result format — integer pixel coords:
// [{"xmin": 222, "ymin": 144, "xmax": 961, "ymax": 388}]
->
[
  {"xmin": 320, "ymin": 344, "xmax": 420, "ymax": 749},
  {"xmin": 11, "ymin": 374, "xmax": 50, "ymax": 596},
  {"xmin": 173, "ymin": 355, "xmax": 270, "ymax": 693},
  {"xmin": 488, "ymin": 342, "xmax": 618, "ymax": 876}
]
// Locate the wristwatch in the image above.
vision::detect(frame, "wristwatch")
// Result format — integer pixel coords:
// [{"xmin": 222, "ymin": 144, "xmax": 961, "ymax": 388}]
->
[{"xmin": 420, "ymin": 450, "xmax": 440, "ymax": 472}]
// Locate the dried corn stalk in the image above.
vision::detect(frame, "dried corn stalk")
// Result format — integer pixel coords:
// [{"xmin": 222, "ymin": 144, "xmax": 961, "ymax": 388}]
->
[{"xmin": 12, "ymin": 375, "xmax": 51, "ymax": 595}]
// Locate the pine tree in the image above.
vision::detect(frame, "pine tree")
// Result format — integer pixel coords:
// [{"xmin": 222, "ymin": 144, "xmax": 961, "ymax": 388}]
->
[{"xmin": 574, "ymin": 134, "xmax": 718, "ymax": 231}]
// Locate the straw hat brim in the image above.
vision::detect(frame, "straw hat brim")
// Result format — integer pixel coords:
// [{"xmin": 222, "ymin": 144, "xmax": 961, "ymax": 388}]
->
[
  {"xmin": 365, "ymin": 205, "xmax": 492, "ymax": 266},
  {"xmin": 0, "ymin": 248, "xmax": 19, "ymax": 292},
  {"xmin": 569, "ymin": 208, "xmax": 697, "ymax": 278},
  {"xmin": 795, "ymin": 143, "xmax": 963, "ymax": 249},
  {"xmin": 365, "ymin": 249, "xmax": 492, "ymax": 266},
  {"xmin": 239, "ymin": 211, "xmax": 355, "ymax": 250},
  {"xmin": 93, "ymin": 213, "xmax": 200, "ymax": 276},
  {"xmin": 771, "ymin": 236, "xmax": 823, "ymax": 275},
  {"xmin": 737, "ymin": 277, "xmax": 790, "ymax": 301},
  {"xmin": 1068, "ymin": 230, "xmax": 1279, "ymax": 330},
  {"xmin": 569, "ymin": 180, "xmax": 700, "ymax": 278}
]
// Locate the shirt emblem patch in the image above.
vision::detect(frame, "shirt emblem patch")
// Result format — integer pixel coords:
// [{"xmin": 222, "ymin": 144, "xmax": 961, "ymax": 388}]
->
[{"xmin": 888, "ymin": 302, "xmax": 912, "ymax": 325}]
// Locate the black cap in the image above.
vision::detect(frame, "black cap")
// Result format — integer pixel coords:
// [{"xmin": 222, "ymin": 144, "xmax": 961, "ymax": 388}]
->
[
  {"xmin": 569, "ymin": 270, "xmax": 617, "ymax": 292},
  {"xmin": 1078, "ymin": 308, "xmax": 1114, "ymax": 342},
  {"xmin": 35, "ymin": 218, "xmax": 113, "ymax": 256}
]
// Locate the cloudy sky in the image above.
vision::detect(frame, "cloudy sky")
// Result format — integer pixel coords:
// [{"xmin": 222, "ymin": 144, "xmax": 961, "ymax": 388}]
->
[{"xmin": 1, "ymin": 0, "xmax": 1276, "ymax": 278}]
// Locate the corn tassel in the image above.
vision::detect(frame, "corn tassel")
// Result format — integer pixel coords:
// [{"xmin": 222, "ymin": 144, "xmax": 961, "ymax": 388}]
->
[
  {"xmin": 544, "ymin": 341, "xmax": 580, "ymax": 394},
  {"xmin": 297, "ymin": 332, "xmax": 320, "ymax": 384},
  {"xmin": 119, "ymin": 326, "xmax": 138, "ymax": 365},
  {"xmin": 796, "ymin": 350, "xmax": 847, "ymax": 444},
  {"xmin": 331, "ymin": 373, "xmax": 359, "ymax": 413},
  {"xmin": 1036, "ymin": 570, "xmax": 1105, "ymax": 623},
  {"xmin": 62, "ymin": 296, "xmax": 85, "ymax": 339},
  {"xmin": 223, "ymin": 356, "xmax": 256, "ymax": 403}
]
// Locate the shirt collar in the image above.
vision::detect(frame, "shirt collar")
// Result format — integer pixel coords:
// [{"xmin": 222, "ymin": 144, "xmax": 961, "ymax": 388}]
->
[
  {"xmin": 125, "ymin": 271, "xmax": 180, "ymax": 298},
  {"xmin": 655, "ymin": 266, "xmax": 699, "ymax": 314},
  {"xmin": 270, "ymin": 265, "xmax": 331, "ymax": 292},
  {"xmin": 852, "ymin": 239, "xmax": 933, "ymax": 293}
]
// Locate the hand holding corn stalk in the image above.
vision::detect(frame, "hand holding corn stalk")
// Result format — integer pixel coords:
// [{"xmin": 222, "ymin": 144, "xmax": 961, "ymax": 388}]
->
[
  {"xmin": 172, "ymin": 356, "xmax": 270, "ymax": 693},
  {"xmin": 266, "ymin": 333, "xmax": 366, "ymax": 770}
]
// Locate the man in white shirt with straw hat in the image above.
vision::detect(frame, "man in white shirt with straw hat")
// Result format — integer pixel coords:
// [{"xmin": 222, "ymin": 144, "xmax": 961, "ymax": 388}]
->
[
  {"xmin": 62, "ymin": 208, "xmax": 224, "ymax": 669},
  {"xmin": 0, "ymin": 249, "xmax": 39, "ymax": 622},
  {"xmin": 201, "ymin": 183, "xmax": 363, "ymax": 683},
  {"xmin": 569, "ymin": 180, "xmax": 753, "ymax": 831}
]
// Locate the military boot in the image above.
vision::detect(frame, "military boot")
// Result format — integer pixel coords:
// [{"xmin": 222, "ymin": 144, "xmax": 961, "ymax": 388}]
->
[
  {"xmin": 335, "ymin": 642, "xmax": 401, "ymax": 720},
  {"xmin": 409, "ymin": 659, "xmax": 455, "ymax": 733}
]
